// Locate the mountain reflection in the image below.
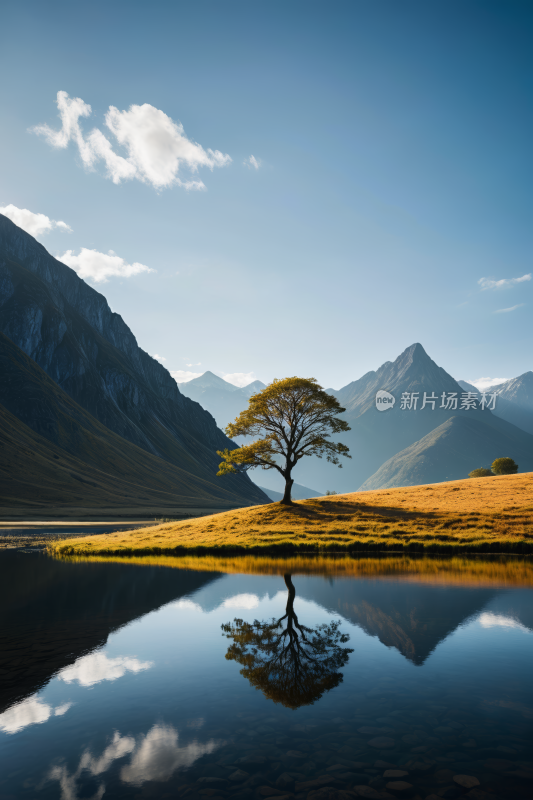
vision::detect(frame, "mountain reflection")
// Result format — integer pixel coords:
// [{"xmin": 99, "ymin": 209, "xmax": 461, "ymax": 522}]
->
[
  {"xmin": 298, "ymin": 579, "xmax": 503, "ymax": 665},
  {"xmin": 0, "ymin": 552, "xmax": 221, "ymax": 715},
  {"xmin": 45, "ymin": 724, "xmax": 220, "ymax": 800},
  {"xmin": 222, "ymin": 573, "xmax": 353, "ymax": 709}
]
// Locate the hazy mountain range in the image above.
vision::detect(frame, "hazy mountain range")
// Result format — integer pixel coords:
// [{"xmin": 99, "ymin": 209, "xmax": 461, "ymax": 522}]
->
[
  {"xmin": 178, "ymin": 370, "xmax": 266, "ymax": 429},
  {"xmin": 180, "ymin": 345, "xmax": 533, "ymax": 493},
  {"xmin": 0, "ymin": 214, "xmax": 268, "ymax": 514},
  {"xmin": 458, "ymin": 376, "xmax": 533, "ymax": 436}
]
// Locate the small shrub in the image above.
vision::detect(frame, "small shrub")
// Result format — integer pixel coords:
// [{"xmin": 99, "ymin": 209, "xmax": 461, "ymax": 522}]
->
[
  {"xmin": 325, "ymin": 490, "xmax": 338, "ymax": 496},
  {"xmin": 468, "ymin": 468, "xmax": 493, "ymax": 478}
]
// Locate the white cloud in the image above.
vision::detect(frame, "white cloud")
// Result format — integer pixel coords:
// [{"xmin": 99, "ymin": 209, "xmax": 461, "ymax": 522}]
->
[
  {"xmin": 222, "ymin": 593, "xmax": 260, "ymax": 609},
  {"xmin": 495, "ymin": 304, "xmax": 525, "ymax": 314},
  {"xmin": 0, "ymin": 204, "xmax": 72, "ymax": 237},
  {"xmin": 46, "ymin": 730, "xmax": 135, "ymax": 800},
  {"xmin": 244, "ymin": 155, "xmax": 261, "ymax": 169},
  {"xmin": 0, "ymin": 696, "xmax": 72, "ymax": 734},
  {"xmin": 172, "ymin": 370, "xmax": 203, "ymax": 383},
  {"xmin": 54, "ymin": 702, "xmax": 73, "ymax": 716},
  {"xmin": 58, "ymin": 652, "xmax": 153, "ymax": 687},
  {"xmin": 467, "ymin": 377, "xmax": 509, "ymax": 391},
  {"xmin": 479, "ymin": 613, "xmax": 531, "ymax": 633},
  {"xmin": 172, "ymin": 598, "xmax": 203, "ymax": 611},
  {"xmin": 44, "ymin": 725, "xmax": 219, "ymax": 800},
  {"xmin": 478, "ymin": 274, "xmax": 531, "ymax": 290},
  {"xmin": 80, "ymin": 731, "xmax": 137, "ymax": 776},
  {"xmin": 58, "ymin": 248, "xmax": 154, "ymax": 284},
  {"xmin": 32, "ymin": 91, "xmax": 231, "ymax": 190},
  {"xmin": 120, "ymin": 724, "xmax": 219, "ymax": 784},
  {"xmin": 222, "ymin": 371, "xmax": 257, "ymax": 388},
  {"xmin": 152, "ymin": 354, "xmax": 166, "ymax": 362}
]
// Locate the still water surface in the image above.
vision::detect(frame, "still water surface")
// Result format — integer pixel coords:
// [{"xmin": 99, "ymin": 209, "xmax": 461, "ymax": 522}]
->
[{"xmin": 1, "ymin": 552, "xmax": 532, "ymax": 800}]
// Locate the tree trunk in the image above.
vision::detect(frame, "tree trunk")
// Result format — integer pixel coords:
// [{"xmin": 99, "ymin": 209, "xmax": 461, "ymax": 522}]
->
[{"xmin": 281, "ymin": 476, "xmax": 294, "ymax": 505}]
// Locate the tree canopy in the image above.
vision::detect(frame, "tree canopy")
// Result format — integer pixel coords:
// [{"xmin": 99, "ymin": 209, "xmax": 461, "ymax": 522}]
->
[
  {"xmin": 491, "ymin": 457, "xmax": 518, "ymax": 475},
  {"xmin": 217, "ymin": 377, "xmax": 350, "ymax": 503},
  {"xmin": 221, "ymin": 574, "xmax": 353, "ymax": 709}
]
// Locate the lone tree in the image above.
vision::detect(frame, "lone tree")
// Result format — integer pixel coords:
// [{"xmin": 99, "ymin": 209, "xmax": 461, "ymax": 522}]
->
[
  {"xmin": 221, "ymin": 574, "xmax": 353, "ymax": 709},
  {"xmin": 217, "ymin": 377, "xmax": 351, "ymax": 504},
  {"xmin": 491, "ymin": 457, "xmax": 518, "ymax": 475}
]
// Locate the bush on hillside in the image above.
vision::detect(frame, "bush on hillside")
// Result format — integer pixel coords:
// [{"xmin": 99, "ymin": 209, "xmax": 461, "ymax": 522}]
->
[
  {"xmin": 491, "ymin": 457, "xmax": 518, "ymax": 475},
  {"xmin": 469, "ymin": 468, "xmax": 493, "ymax": 478}
]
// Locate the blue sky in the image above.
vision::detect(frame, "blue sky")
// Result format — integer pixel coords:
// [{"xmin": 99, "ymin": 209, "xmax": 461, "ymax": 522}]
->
[{"xmin": 1, "ymin": 0, "xmax": 532, "ymax": 389}]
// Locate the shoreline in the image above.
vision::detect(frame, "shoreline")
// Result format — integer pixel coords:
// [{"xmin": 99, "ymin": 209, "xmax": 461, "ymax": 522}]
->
[{"xmin": 48, "ymin": 472, "xmax": 533, "ymax": 558}]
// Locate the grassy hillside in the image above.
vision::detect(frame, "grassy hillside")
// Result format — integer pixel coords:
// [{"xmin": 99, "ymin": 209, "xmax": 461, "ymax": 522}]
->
[
  {"xmin": 50, "ymin": 472, "xmax": 533, "ymax": 555},
  {"xmin": 0, "ymin": 333, "xmax": 267, "ymax": 517}
]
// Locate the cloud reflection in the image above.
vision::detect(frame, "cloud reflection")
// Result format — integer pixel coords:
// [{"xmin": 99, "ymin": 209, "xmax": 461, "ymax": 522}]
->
[
  {"xmin": 45, "ymin": 724, "xmax": 221, "ymax": 799},
  {"xmin": 479, "ymin": 612, "xmax": 532, "ymax": 632},
  {"xmin": 121, "ymin": 724, "xmax": 219, "ymax": 784},
  {"xmin": 222, "ymin": 593, "xmax": 260, "ymax": 609},
  {"xmin": 58, "ymin": 652, "xmax": 153, "ymax": 686},
  {"xmin": 0, "ymin": 696, "xmax": 73, "ymax": 734}
]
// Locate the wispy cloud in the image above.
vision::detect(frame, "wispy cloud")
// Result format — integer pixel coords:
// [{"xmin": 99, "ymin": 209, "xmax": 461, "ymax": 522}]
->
[
  {"xmin": 152, "ymin": 354, "xmax": 166, "ymax": 363},
  {"xmin": 494, "ymin": 304, "xmax": 525, "ymax": 314},
  {"xmin": 244, "ymin": 155, "xmax": 260, "ymax": 169},
  {"xmin": 0, "ymin": 204, "xmax": 71, "ymax": 237},
  {"xmin": 478, "ymin": 274, "xmax": 531, "ymax": 290},
  {"xmin": 172, "ymin": 370, "xmax": 203, "ymax": 383},
  {"xmin": 32, "ymin": 91, "xmax": 232, "ymax": 190},
  {"xmin": 44, "ymin": 725, "xmax": 220, "ymax": 800},
  {"xmin": 222, "ymin": 371, "xmax": 257, "ymax": 387},
  {"xmin": 59, "ymin": 248, "xmax": 154, "ymax": 283},
  {"xmin": 468, "ymin": 377, "xmax": 509, "ymax": 391}
]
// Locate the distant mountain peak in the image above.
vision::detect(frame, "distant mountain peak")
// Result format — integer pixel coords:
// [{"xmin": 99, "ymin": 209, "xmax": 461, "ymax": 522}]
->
[
  {"xmin": 179, "ymin": 371, "xmax": 239, "ymax": 392},
  {"xmin": 399, "ymin": 342, "xmax": 431, "ymax": 366}
]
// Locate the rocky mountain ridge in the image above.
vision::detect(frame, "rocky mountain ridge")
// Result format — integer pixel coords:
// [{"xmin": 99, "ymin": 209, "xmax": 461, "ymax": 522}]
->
[{"xmin": 0, "ymin": 214, "xmax": 267, "ymax": 507}]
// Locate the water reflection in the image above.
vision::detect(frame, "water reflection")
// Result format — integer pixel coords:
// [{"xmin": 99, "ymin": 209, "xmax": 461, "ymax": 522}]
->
[
  {"xmin": 0, "ymin": 695, "xmax": 72, "ymax": 734},
  {"xmin": 45, "ymin": 724, "xmax": 221, "ymax": 800},
  {"xmin": 58, "ymin": 651, "xmax": 153, "ymax": 687},
  {"xmin": 0, "ymin": 551, "xmax": 221, "ymax": 714},
  {"xmin": 222, "ymin": 573, "xmax": 353, "ymax": 709},
  {"xmin": 1, "ymin": 553, "xmax": 532, "ymax": 800}
]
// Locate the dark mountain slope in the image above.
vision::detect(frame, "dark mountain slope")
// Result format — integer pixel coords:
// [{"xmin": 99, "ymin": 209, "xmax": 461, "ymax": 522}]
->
[
  {"xmin": 0, "ymin": 551, "xmax": 221, "ymax": 714},
  {"xmin": 0, "ymin": 333, "xmax": 264, "ymax": 511},
  {"xmin": 258, "ymin": 483, "xmax": 321, "ymax": 502},
  {"xmin": 0, "ymin": 215, "xmax": 266, "ymax": 505},
  {"xmin": 360, "ymin": 413, "xmax": 533, "ymax": 490}
]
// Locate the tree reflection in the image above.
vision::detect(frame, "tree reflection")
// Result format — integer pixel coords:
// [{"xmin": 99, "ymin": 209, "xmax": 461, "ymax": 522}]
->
[{"xmin": 221, "ymin": 574, "xmax": 353, "ymax": 709}]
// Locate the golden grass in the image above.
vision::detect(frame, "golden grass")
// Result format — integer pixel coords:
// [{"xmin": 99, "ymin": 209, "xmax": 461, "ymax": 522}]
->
[
  {"xmin": 59, "ymin": 553, "xmax": 533, "ymax": 587},
  {"xmin": 49, "ymin": 472, "xmax": 533, "ymax": 557}
]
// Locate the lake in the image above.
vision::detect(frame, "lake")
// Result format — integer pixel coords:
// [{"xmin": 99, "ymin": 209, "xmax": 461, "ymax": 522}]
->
[{"xmin": 1, "ymin": 552, "xmax": 532, "ymax": 800}]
